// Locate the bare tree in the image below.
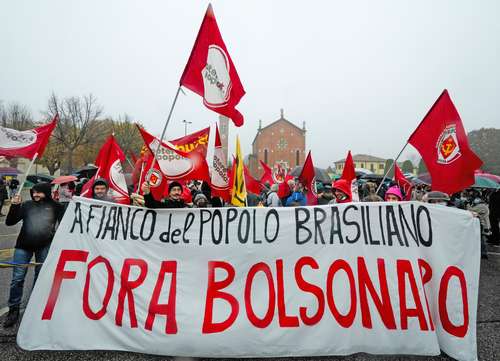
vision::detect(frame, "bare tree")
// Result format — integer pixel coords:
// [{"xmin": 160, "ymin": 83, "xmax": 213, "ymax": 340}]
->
[{"xmin": 45, "ymin": 93, "xmax": 105, "ymax": 173}]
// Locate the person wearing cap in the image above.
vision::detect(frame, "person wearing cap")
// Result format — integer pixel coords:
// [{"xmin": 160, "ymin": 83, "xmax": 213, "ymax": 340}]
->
[
  {"xmin": 3, "ymin": 182, "xmax": 64, "ymax": 327},
  {"xmin": 330, "ymin": 179, "xmax": 352, "ymax": 204},
  {"xmin": 317, "ymin": 183, "xmax": 334, "ymax": 205},
  {"xmin": 193, "ymin": 192, "xmax": 210, "ymax": 208},
  {"xmin": 384, "ymin": 185, "xmax": 403, "ymax": 202},
  {"xmin": 422, "ymin": 191, "xmax": 450, "ymax": 206},
  {"xmin": 91, "ymin": 178, "xmax": 116, "ymax": 202},
  {"xmin": 141, "ymin": 180, "xmax": 186, "ymax": 208}
]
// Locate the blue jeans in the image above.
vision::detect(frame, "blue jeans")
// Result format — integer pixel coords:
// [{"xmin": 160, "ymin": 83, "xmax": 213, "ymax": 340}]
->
[{"xmin": 8, "ymin": 245, "xmax": 50, "ymax": 308}]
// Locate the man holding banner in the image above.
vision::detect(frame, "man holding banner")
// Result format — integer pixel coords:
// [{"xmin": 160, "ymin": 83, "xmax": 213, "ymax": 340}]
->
[{"xmin": 4, "ymin": 182, "xmax": 64, "ymax": 328}]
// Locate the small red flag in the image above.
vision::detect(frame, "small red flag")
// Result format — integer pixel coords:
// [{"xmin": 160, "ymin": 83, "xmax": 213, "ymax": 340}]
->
[
  {"xmin": 138, "ymin": 126, "xmax": 211, "ymax": 183},
  {"xmin": 210, "ymin": 125, "xmax": 231, "ymax": 201},
  {"xmin": 259, "ymin": 160, "xmax": 274, "ymax": 185},
  {"xmin": 408, "ymin": 90, "xmax": 482, "ymax": 194},
  {"xmin": 180, "ymin": 4, "xmax": 245, "ymax": 127},
  {"xmin": 81, "ymin": 135, "xmax": 130, "ymax": 204},
  {"xmin": 0, "ymin": 114, "xmax": 58, "ymax": 159},
  {"xmin": 341, "ymin": 150, "xmax": 356, "ymax": 183},
  {"xmin": 243, "ymin": 164, "xmax": 262, "ymax": 195},
  {"xmin": 298, "ymin": 151, "xmax": 317, "ymax": 205},
  {"xmin": 394, "ymin": 164, "xmax": 413, "ymax": 201}
]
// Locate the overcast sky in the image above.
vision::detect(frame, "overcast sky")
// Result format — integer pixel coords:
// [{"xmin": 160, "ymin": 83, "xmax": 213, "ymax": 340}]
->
[{"xmin": 1, "ymin": 0, "xmax": 499, "ymax": 167}]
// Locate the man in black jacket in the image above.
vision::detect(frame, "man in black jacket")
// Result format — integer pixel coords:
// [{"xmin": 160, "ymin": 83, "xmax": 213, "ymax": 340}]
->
[
  {"xmin": 3, "ymin": 182, "xmax": 64, "ymax": 328},
  {"xmin": 141, "ymin": 180, "xmax": 186, "ymax": 208}
]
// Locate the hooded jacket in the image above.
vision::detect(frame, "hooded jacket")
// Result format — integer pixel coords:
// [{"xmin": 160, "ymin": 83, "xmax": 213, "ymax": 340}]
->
[
  {"xmin": 285, "ymin": 191, "xmax": 307, "ymax": 206},
  {"xmin": 332, "ymin": 179, "xmax": 352, "ymax": 204},
  {"xmin": 6, "ymin": 182, "xmax": 64, "ymax": 251}
]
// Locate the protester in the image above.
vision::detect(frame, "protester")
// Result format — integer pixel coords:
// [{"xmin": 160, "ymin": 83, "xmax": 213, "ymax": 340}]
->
[
  {"xmin": 9, "ymin": 178, "xmax": 19, "ymax": 198},
  {"xmin": 193, "ymin": 192, "xmax": 210, "ymax": 208},
  {"xmin": 488, "ymin": 188, "xmax": 500, "ymax": 246},
  {"xmin": 142, "ymin": 180, "xmax": 186, "ymax": 208},
  {"xmin": 467, "ymin": 192, "xmax": 490, "ymax": 259},
  {"xmin": 285, "ymin": 182, "xmax": 306, "ymax": 206},
  {"xmin": 361, "ymin": 182, "xmax": 383, "ymax": 202},
  {"xmin": 266, "ymin": 183, "xmax": 282, "ymax": 207},
  {"xmin": 330, "ymin": 179, "xmax": 352, "ymax": 204},
  {"xmin": 0, "ymin": 178, "xmax": 8, "ymax": 216},
  {"xmin": 384, "ymin": 185, "xmax": 403, "ymax": 202},
  {"xmin": 279, "ymin": 179, "xmax": 295, "ymax": 205},
  {"xmin": 317, "ymin": 183, "xmax": 334, "ymax": 205},
  {"xmin": 91, "ymin": 178, "xmax": 115, "ymax": 202},
  {"xmin": 422, "ymin": 191, "xmax": 450, "ymax": 205},
  {"xmin": 75, "ymin": 177, "xmax": 88, "ymax": 196},
  {"xmin": 58, "ymin": 181, "xmax": 76, "ymax": 209},
  {"xmin": 3, "ymin": 182, "xmax": 64, "ymax": 327}
]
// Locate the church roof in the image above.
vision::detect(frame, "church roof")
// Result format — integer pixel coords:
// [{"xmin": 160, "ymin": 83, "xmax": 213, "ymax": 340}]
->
[{"xmin": 252, "ymin": 111, "xmax": 305, "ymax": 146}]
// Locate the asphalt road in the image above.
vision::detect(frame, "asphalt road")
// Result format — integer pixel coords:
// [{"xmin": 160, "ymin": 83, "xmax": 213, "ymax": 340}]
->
[{"xmin": 0, "ymin": 204, "xmax": 499, "ymax": 361}]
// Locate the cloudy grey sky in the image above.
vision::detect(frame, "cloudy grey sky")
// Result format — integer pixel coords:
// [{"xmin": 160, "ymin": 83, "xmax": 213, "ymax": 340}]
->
[{"xmin": 1, "ymin": 0, "xmax": 499, "ymax": 167}]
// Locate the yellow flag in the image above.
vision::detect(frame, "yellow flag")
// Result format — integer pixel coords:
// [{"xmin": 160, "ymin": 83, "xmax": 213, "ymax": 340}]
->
[{"xmin": 231, "ymin": 136, "xmax": 247, "ymax": 207}]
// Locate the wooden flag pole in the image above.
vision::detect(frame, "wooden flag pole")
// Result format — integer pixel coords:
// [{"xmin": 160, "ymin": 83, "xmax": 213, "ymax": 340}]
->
[
  {"xmin": 17, "ymin": 152, "xmax": 38, "ymax": 196},
  {"xmin": 376, "ymin": 143, "xmax": 409, "ymax": 194}
]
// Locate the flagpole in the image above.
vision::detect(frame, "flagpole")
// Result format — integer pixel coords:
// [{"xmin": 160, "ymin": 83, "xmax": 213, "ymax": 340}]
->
[
  {"xmin": 146, "ymin": 86, "xmax": 182, "ymax": 188},
  {"xmin": 17, "ymin": 152, "xmax": 38, "ymax": 196},
  {"xmin": 376, "ymin": 143, "xmax": 409, "ymax": 194}
]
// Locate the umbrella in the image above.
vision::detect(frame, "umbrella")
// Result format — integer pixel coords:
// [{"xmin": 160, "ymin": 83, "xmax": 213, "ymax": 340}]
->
[
  {"xmin": 472, "ymin": 175, "xmax": 500, "ymax": 189},
  {"xmin": 417, "ymin": 173, "xmax": 499, "ymax": 189},
  {"xmin": 51, "ymin": 175, "xmax": 78, "ymax": 185},
  {"xmin": 474, "ymin": 170, "xmax": 500, "ymax": 183},
  {"xmin": 289, "ymin": 166, "xmax": 331, "ymax": 183},
  {"xmin": 0, "ymin": 167, "xmax": 21, "ymax": 176}
]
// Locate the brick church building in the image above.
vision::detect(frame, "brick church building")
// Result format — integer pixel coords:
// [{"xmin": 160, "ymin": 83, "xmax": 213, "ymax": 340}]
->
[{"xmin": 248, "ymin": 109, "xmax": 306, "ymax": 178}]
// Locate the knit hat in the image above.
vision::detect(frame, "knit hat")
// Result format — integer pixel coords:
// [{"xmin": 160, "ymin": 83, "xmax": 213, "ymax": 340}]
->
[
  {"xmin": 31, "ymin": 182, "xmax": 52, "ymax": 200},
  {"xmin": 193, "ymin": 192, "xmax": 208, "ymax": 204},
  {"xmin": 168, "ymin": 181, "xmax": 183, "ymax": 193},
  {"xmin": 384, "ymin": 186, "xmax": 403, "ymax": 201}
]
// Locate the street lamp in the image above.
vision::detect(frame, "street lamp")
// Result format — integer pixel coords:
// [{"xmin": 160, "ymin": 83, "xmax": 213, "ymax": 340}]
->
[{"xmin": 182, "ymin": 119, "xmax": 192, "ymax": 136}]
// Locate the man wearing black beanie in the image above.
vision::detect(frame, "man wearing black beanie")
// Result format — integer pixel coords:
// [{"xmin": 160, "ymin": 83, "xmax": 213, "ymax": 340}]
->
[
  {"xmin": 3, "ymin": 182, "xmax": 64, "ymax": 328},
  {"xmin": 141, "ymin": 180, "xmax": 186, "ymax": 208}
]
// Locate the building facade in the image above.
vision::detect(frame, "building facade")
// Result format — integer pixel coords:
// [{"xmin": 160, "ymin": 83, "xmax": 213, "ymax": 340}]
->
[
  {"xmin": 334, "ymin": 154, "xmax": 386, "ymax": 175},
  {"xmin": 248, "ymin": 109, "xmax": 306, "ymax": 178}
]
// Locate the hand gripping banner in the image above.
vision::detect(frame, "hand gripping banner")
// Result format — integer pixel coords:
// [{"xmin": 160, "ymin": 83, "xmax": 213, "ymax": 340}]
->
[{"xmin": 18, "ymin": 198, "xmax": 480, "ymax": 361}]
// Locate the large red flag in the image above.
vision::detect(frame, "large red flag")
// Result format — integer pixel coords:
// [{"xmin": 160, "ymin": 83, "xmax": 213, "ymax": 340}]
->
[
  {"xmin": 408, "ymin": 90, "xmax": 482, "ymax": 194},
  {"xmin": 0, "ymin": 114, "xmax": 58, "ymax": 159},
  {"xmin": 180, "ymin": 4, "xmax": 245, "ymax": 127},
  {"xmin": 81, "ymin": 135, "xmax": 130, "ymax": 204},
  {"xmin": 138, "ymin": 126, "xmax": 211, "ymax": 183},
  {"xmin": 299, "ymin": 151, "xmax": 317, "ymax": 205},
  {"xmin": 210, "ymin": 125, "xmax": 231, "ymax": 201},
  {"xmin": 394, "ymin": 164, "xmax": 413, "ymax": 201}
]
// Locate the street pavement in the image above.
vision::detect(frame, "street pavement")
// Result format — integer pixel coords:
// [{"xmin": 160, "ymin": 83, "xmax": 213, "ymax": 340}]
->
[{"xmin": 0, "ymin": 203, "xmax": 499, "ymax": 361}]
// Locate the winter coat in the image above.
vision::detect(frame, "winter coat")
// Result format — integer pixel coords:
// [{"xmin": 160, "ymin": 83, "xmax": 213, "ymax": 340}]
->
[
  {"xmin": 6, "ymin": 186, "xmax": 64, "ymax": 251},
  {"xmin": 0, "ymin": 183, "xmax": 8, "ymax": 201},
  {"xmin": 144, "ymin": 193, "xmax": 186, "ymax": 209},
  {"xmin": 285, "ymin": 192, "xmax": 307, "ymax": 207},
  {"xmin": 317, "ymin": 194, "xmax": 334, "ymax": 205},
  {"xmin": 266, "ymin": 191, "xmax": 282, "ymax": 207}
]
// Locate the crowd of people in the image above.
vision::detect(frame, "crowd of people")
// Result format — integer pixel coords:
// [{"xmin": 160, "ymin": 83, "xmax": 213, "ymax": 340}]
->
[{"xmin": 1, "ymin": 173, "xmax": 499, "ymax": 329}]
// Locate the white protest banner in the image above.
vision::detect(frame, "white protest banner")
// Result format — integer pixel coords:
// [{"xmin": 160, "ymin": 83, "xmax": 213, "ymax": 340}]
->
[{"xmin": 18, "ymin": 197, "xmax": 480, "ymax": 361}]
